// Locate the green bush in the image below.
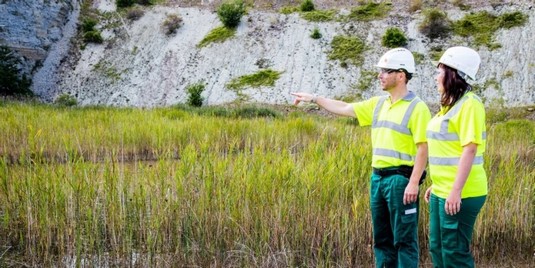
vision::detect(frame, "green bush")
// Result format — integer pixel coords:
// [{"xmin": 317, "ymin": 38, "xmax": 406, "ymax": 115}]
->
[
  {"xmin": 136, "ymin": 0, "xmax": 153, "ymax": 6},
  {"xmin": 126, "ymin": 8, "xmax": 145, "ymax": 21},
  {"xmin": 419, "ymin": 8, "xmax": 451, "ymax": 40},
  {"xmin": 83, "ymin": 30, "xmax": 103, "ymax": 43},
  {"xmin": 348, "ymin": 2, "xmax": 391, "ymax": 21},
  {"xmin": 162, "ymin": 14, "xmax": 183, "ymax": 35},
  {"xmin": 0, "ymin": 46, "xmax": 32, "ymax": 96},
  {"xmin": 280, "ymin": 6, "xmax": 299, "ymax": 14},
  {"xmin": 54, "ymin": 94, "xmax": 78, "ymax": 107},
  {"xmin": 328, "ymin": 35, "xmax": 367, "ymax": 66},
  {"xmin": 498, "ymin": 11, "xmax": 527, "ymax": 29},
  {"xmin": 412, "ymin": 52, "xmax": 424, "ymax": 64},
  {"xmin": 381, "ymin": 27, "xmax": 408, "ymax": 48},
  {"xmin": 116, "ymin": 0, "xmax": 134, "ymax": 8},
  {"xmin": 186, "ymin": 82, "xmax": 205, "ymax": 107},
  {"xmin": 82, "ymin": 19, "xmax": 98, "ymax": 32},
  {"xmin": 227, "ymin": 69, "xmax": 282, "ymax": 90},
  {"xmin": 300, "ymin": 0, "xmax": 315, "ymax": 12},
  {"xmin": 197, "ymin": 26, "xmax": 236, "ymax": 48},
  {"xmin": 301, "ymin": 10, "xmax": 336, "ymax": 22},
  {"xmin": 217, "ymin": 0, "xmax": 246, "ymax": 28},
  {"xmin": 310, "ymin": 28, "xmax": 322, "ymax": 39}
]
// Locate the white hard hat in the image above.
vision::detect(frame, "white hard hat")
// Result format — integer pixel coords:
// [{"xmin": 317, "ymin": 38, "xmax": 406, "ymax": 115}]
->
[
  {"xmin": 376, "ymin": 48, "xmax": 416, "ymax": 74},
  {"xmin": 435, "ymin": 46, "xmax": 481, "ymax": 80}
]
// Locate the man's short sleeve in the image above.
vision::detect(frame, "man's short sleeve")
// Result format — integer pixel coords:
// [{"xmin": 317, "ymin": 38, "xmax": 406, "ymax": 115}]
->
[
  {"xmin": 352, "ymin": 97, "xmax": 380, "ymax": 126},
  {"xmin": 409, "ymin": 102, "xmax": 432, "ymax": 144}
]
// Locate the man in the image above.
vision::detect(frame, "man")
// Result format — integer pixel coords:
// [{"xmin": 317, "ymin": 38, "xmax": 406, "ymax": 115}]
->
[{"xmin": 292, "ymin": 48, "xmax": 431, "ymax": 267}]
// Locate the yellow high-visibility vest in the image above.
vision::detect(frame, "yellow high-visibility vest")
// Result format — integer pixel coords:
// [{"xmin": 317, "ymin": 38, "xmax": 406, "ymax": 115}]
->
[
  {"xmin": 427, "ymin": 92, "xmax": 488, "ymax": 199},
  {"xmin": 353, "ymin": 91, "xmax": 431, "ymax": 168}
]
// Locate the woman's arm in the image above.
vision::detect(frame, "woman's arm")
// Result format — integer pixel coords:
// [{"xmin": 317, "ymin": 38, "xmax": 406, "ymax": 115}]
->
[{"xmin": 445, "ymin": 142, "xmax": 477, "ymax": 215}]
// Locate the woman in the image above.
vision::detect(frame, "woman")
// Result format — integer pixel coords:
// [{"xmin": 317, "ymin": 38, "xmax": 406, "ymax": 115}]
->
[{"xmin": 424, "ymin": 46, "xmax": 487, "ymax": 268}]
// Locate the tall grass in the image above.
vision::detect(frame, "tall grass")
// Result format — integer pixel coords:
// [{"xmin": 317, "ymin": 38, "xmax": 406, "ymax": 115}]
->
[{"xmin": 0, "ymin": 102, "xmax": 533, "ymax": 266}]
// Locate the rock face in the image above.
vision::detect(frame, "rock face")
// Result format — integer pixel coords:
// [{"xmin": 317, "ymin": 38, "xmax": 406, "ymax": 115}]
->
[
  {"xmin": 3, "ymin": 0, "xmax": 535, "ymax": 107},
  {"xmin": 0, "ymin": 0, "xmax": 78, "ymax": 79}
]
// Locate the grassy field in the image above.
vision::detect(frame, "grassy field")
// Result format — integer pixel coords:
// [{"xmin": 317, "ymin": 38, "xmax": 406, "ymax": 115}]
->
[{"xmin": 0, "ymin": 101, "xmax": 533, "ymax": 267}]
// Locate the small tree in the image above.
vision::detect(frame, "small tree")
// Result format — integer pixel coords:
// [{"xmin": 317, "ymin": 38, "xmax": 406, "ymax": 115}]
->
[
  {"xmin": 217, "ymin": 0, "xmax": 246, "ymax": 28},
  {"xmin": 55, "ymin": 94, "xmax": 78, "ymax": 107},
  {"xmin": 162, "ymin": 14, "xmax": 183, "ymax": 35},
  {"xmin": 116, "ymin": 0, "xmax": 135, "ymax": 8},
  {"xmin": 186, "ymin": 82, "xmax": 205, "ymax": 107},
  {"xmin": 382, "ymin": 27, "xmax": 408, "ymax": 48},
  {"xmin": 419, "ymin": 8, "xmax": 452, "ymax": 40},
  {"xmin": 0, "ymin": 46, "xmax": 32, "ymax": 96},
  {"xmin": 310, "ymin": 28, "xmax": 322, "ymax": 39},
  {"xmin": 300, "ymin": 0, "xmax": 315, "ymax": 12}
]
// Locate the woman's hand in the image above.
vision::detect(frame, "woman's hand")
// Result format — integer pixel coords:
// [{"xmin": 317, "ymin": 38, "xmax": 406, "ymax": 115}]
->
[
  {"xmin": 445, "ymin": 189, "xmax": 462, "ymax": 215},
  {"xmin": 424, "ymin": 186, "xmax": 432, "ymax": 203}
]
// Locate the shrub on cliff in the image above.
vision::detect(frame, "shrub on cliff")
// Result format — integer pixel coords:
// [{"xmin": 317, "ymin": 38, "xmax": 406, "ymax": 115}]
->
[
  {"xmin": 300, "ymin": 0, "xmax": 315, "ymax": 12},
  {"xmin": 217, "ymin": 0, "xmax": 246, "ymax": 28},
  {"xmin": 162, "ymin": 14, "xmax": 183, "ymax": 35},
  {"xmin": 419, "ymin": 8, "xmax": 451, "ymax": 40},
  {"xmin": 382, "ymin": 27, "xmax": 408, "ymax": 48},
  {"xmin": 0, "ymin": 46, "xmax": 32, "ymax": 96},
  {"xmin": 186, "ymin": 82, "xmax": 205, "ymax": 107}
]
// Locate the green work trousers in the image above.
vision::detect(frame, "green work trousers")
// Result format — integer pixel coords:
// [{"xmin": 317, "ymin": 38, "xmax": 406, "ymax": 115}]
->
[
  {"xmin": 429, "ymin": 194, "xmax": 486, "ymax": 268},
  {"xmin": 370, "ymin": 173, "xmax": 419, "ymax": 268}
]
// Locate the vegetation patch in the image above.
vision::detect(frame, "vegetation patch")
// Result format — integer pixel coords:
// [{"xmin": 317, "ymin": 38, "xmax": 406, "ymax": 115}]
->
[
  {"xmin": 198, "ymin": 26, "xmax": 236, "ymax": 48},
  {"xmin": 116, "ymin": 0, "xmax": 153, "ymax": 8},
  {"xmin": 300, "ymin": 0, "xmax": 315, "ymax": 12},
  {"xmin": 412, "ymin": 52, "xmax": 425, "ymax": 65},
  {"xmin": 300, "ymin": 10, "xmax": 336, "ymax": 22},
  {"xmin": 162, "ymin": 14, "xmax": 183, "ymax": 36},
  {"xmin": 357, "ymin": 70, "xmax": 377, "ymax": 91},
  {"xmin": 328, "ymin": 35, "xmax": 367, "ymax": 66},
  {"xmin": 81, "ymin": 18, "xmax": 103, "ymax": 44},
  {"xmin": 93, "ymin": 60, "xmax": 122, "ymax": 82},
  {"xmin": 0, "ymin": 101, "xmax": 533, "ymax": 266},
  {"xmin": 126, "ymin": 8, "xmax": 145, "ymax": 21},
  {"xmin": 217, "ymin": 0, "xmax": 246, "ymax": 28},
  {"xmin": 429, "ymin": 46, "xmax": 444, "ymax": 61},
  {"xmin": 419, "ymin": 8, "xmax": 452, "ymax": 40},
  {"xmin": 54, "ymin": 94, "xmax": 78, "ymax": 107},
  {"xmin": 227, "ymin": 69, "xmax": 282, "ymax": 90},
  {"xmin": 186, "ymin": 82, "xmax": 205, "ymax": 107},
  {"xmin": 175, "ymin": 104, "xmax": 280, "ymax": 118},
  {"xmin": 381, "ymin": 27, "xmax": 408, "ymax": 48},
  {"xmin": 0, "ymin": 46, "xmax": 32, "ymax": 96},
  {"xmin": 409, "ymin": 0, "xmax": 422, "ymax": 13},
  {"xmin": 347, "ymin": 2, "xmax": 391, "ymax": 21},
  {"xmin": 452, "ymin": 11, "xmax": 528, "ymax": 49},
  {"xmin": 310, "ymin": 28, "xmax": 322, "ymax": 39},
  {"xmin": 279, "ymin": 6, "xmax": 299, "ymax": 14}
]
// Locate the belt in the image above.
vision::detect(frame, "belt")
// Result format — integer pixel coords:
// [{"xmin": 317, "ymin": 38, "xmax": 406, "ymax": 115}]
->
[{"xmin": 372, "ymin": 165, "xmax": 427, "ymax": 185}]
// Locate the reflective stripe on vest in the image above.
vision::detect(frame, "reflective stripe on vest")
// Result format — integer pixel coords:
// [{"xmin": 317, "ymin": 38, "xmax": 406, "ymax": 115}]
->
[
  {"xmin": 373, "ymin": 148, "xmax": 415, "ymax": 161},
  {"xmin": 427, "ymin": 94, "xmax": 486, "ymax": 166},
  {"xmin": 429, "ymin": 155, "xmax": 484, "ymax": 166},
  {"xmin": 371, "ymin": 94, "xmax": 422, "ymax": 161}
]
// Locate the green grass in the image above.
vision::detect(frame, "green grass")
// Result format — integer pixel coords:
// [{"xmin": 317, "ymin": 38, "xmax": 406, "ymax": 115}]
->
[
  {"xmin": 328, "ymin": 35, "xmax": 367, "ymax": 67},
  {"xmin": 453, "ymin": 11, "xmax": 528, "ymax": 49},
  {"xmin": 197, "ymin": 26, "xmax": 236, "ymax": 48},
  {"xmin": 279, "ymin": 5, "xmax": 299, "ymax": 14},
  {"xmin": 347, "ymin": 2, "xmax": 391, "ymax": 21},
  {"xmin": 226, "ymin": 69, "xmax": 282, "ymax": 90},
  {"xmin": 0, "ymin": 101, "xmax": 533, "ymax": 266},
  {"xmin": 300, "ymin": 10, "xmax": 336, "ymax": 22}
]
